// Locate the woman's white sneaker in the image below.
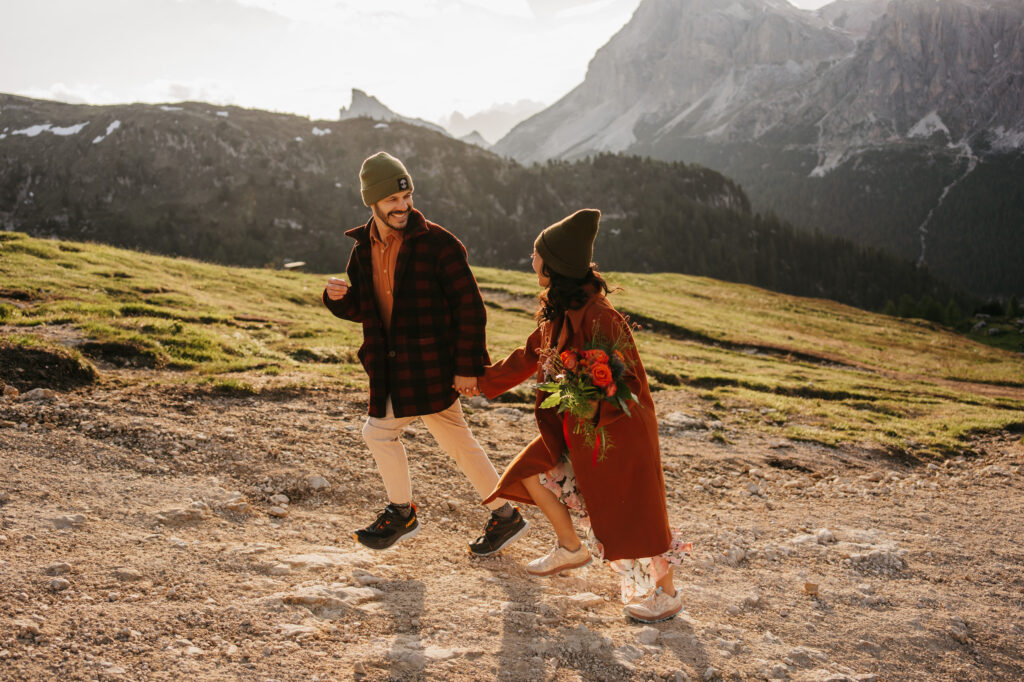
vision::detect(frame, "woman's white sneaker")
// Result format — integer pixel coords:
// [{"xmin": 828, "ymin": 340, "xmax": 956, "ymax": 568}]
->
[
  {"xmin": 525, "ymin": 543, "xmax": 591, "ymax": 576},
  {"xmin": 624, "ymin": 587, "xmax": 683, "ymax": 623}
]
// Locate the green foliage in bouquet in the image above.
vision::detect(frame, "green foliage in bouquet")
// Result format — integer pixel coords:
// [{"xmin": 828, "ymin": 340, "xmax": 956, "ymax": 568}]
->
[{"xmin": 537, "ymin": 323, "xmax": 639, "ymax": 460}]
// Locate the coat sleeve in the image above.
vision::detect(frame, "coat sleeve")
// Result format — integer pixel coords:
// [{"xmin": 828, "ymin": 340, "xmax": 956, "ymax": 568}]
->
[
  {"xmin": 437, "ymin": 236, "xmax": 489, "ymax": 376},
  {"xmin": 591, "ymin": 309, "xmax": 645, "ymax": 429},
  {"xmin": 479, "ymin": 325, "xmax": 546, "ymax": 399},
  {"xmin": 322, "ymin": 248, "xmax": 363, "ymax": 323}
]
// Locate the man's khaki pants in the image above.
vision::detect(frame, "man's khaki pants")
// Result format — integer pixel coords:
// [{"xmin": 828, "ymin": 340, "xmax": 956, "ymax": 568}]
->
[{"xmin": 362, "ymin": 397, "xmax": 504, "ymax": 510}]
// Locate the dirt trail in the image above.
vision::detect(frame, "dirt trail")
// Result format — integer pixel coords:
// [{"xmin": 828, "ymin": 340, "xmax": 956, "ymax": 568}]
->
[{"xmin": 1, "ymin": 372, "xmax": 1022, "ymax": 681}]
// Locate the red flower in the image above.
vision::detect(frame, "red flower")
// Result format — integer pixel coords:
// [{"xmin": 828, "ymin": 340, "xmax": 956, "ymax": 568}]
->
[
  {"xmin": 605, "ymin": 383, "xmax": 618, "ymax": 397},
  {"xmin": 591, "ymin": 362, "xmax": 613, "ymax": 387},
  {"xmin": 583, "ymin": 349, "xmax": 609, "ymax": 365},
  {"xmin": 560, "ymin": 350, "xmax": 578, "ymax": 371}
]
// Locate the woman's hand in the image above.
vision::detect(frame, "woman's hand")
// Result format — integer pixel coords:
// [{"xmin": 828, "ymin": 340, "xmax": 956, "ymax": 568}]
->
[{"xmin": 454, "ymin": 375, "xmax": 480, "ymax": 397}]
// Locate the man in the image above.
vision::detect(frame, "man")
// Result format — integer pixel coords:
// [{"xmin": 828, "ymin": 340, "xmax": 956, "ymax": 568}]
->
[{"xmin": 323, "ymin": 151, "xmax": 527, "ymax": 556}]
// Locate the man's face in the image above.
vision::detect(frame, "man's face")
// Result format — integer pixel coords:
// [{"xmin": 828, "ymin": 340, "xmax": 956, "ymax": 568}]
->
[{"xmin": 373, "ymin": 190, "xmax": 414, "ymax": 231}]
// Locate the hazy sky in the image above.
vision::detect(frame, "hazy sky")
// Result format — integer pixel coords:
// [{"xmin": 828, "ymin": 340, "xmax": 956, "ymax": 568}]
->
[{"xmin": 1, "ymin": 0, "xmax": 835, "ymax": 124}]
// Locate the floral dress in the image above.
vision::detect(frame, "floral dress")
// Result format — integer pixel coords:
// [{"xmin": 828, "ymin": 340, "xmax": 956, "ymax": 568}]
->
[{"xmin": 539, "ymin": 455, "xmax": 692, "ymax": 603}]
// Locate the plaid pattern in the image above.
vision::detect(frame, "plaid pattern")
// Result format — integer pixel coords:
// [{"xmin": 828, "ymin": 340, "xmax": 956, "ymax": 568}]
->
[{"xmin": 323, "ymin": 209, "xmax": 489, "ymax": 418}]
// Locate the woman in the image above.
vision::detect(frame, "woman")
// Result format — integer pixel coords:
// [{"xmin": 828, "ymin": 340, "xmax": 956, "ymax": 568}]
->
[{"xmin": 475, "ymin": 209, "xmax": 689, "ymax": 623}]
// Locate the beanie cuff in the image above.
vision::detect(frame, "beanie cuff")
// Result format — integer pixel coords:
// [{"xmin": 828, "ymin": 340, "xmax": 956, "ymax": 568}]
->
[{"xmin": 361, "ymin": 174, "xmax": 414, "ymax": 206}]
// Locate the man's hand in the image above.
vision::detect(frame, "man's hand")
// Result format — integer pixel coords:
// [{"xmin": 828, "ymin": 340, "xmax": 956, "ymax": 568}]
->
[
  {"xmin": 454, "ymin": 375, "xmax": 479, "ymax": 397},
  {"xmin": 325, "ymin": 277, "xmax": 350, "ymax": 301}
]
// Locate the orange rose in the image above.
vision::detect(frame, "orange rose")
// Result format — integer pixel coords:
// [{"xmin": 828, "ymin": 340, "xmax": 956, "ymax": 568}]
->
[
  {"xmin": 583, "ymin": 349, "xmax": 609, "ymax": 364},
  {"xmin": 605, "ymin": 382, "xmax": 618, "ymax": 397},
  {"xmin": 591, "ymin": 362, "xmax": 613, "ymax": 387},
  {"xmin": 560, "ymin": 350, "xmax": 578, "ymax": 371}
]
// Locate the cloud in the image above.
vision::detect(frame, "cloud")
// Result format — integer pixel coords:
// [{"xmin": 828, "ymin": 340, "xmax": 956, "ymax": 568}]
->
[
  {"xmin": 459, "ymin": 0, "xmax": 533, "ymax": 19},
  {"xmin": 226, "ymin": 0, "xmax": 452, "ymax": 22},
  {"xmin": 526, "ymin": 0, "xmax": 619, "ymax": 19},
  {"xmin": 15, "ymin": 79, "xmax": 238, "ymax": 108},
  {"xmin": 15, "ymin": 83, "xmax": 121, "ymax": 106},
  {"xmin": 139, "ymin": 79, "xmax": 239, "ymax": 105}
]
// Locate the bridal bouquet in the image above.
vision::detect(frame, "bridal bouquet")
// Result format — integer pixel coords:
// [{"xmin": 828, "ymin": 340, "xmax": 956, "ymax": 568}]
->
[{"xmin": 538, "ymin": 326, "xmax": 638, "ymax": 462}]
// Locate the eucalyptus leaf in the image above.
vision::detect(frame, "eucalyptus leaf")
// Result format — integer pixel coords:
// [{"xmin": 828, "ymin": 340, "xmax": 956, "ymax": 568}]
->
[{"xmin": 539, "ymin": 392, "xmax": 562, "ymax": 409}]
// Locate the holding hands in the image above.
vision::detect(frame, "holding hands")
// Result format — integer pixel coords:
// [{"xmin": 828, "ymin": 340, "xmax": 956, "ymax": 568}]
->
[
  {"xmin": 454, "ymin": 375, "xmax": 480, "ymax": 397},
  {"xmin": 325, "ymin": 277, "xmax": 349, "ymax": 301}
]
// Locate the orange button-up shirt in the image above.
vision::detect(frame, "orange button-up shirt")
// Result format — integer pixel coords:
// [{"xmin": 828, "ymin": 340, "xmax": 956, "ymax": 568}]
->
[{"xmin": 370, "ymin": 219, "xmax": 403, "ymax": 332}]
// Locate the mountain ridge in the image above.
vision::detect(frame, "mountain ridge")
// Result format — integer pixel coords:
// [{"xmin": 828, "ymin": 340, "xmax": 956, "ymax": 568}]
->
[
  {"xmin": 494, "ymin": 0, "xmax": 1024, "ymax": 297},
  {"xmin": 0, "ymin": 93, "xmax": 959, "ymax": 313}
]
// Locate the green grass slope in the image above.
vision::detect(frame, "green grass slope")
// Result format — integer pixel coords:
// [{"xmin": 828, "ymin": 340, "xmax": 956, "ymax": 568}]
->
[{"xmin": 2, "ymin": 232, "xmax": 1021, "ymax": 456}]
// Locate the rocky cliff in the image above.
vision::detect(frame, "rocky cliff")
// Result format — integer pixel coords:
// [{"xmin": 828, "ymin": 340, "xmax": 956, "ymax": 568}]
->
[
  {"xmin": 494, "ymin": 0, "xmax": 855, "ymax": 163},
  {"xmin": 808, "ymin": 0, "xmax": 1024, "ymax": 155},
  {"xmin": 495, "ymin": 0, "xmax": 1024, "ymax": 296}
]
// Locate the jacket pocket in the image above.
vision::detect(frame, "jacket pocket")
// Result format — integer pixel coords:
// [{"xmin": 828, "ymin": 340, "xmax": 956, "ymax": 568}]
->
[{"xmin": 357, "ymin": 342, "xmax": 371, "ymax": 372}]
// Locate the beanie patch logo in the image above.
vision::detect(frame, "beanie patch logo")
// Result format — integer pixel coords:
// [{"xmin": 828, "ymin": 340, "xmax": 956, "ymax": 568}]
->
[{"xmin": 398, "ymin": 177, "xmax": 409, "ymax": 191}]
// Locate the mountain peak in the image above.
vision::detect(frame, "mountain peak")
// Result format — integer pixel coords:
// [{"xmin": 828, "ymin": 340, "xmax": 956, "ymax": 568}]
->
[
  {"xmin": 338, "ymin": 88, "xmax": 447, "ymax": 136},
  {"xmin": 494, "ymin": 0, "xmax": 854, "ymax": 162}
]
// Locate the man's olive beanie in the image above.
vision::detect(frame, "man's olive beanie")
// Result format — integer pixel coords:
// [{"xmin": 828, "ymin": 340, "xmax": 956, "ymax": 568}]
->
[
  {"xmin": 359, "ymin": 152, "xmax": 414, "ymax": 206},
  {"xmin": 534, "ymin": 209, "xmax": 601, "ymax": 279}
]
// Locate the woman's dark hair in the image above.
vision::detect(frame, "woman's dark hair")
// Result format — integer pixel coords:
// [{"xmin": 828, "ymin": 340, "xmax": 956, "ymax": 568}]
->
[{"xmin": 536, "ymin": 263, "xmax": 613, "ymax": 322}]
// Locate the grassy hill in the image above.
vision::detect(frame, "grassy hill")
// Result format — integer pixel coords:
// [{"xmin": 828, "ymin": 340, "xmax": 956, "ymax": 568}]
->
[{"xmin": 2, "ymin": 231, "xmax": 1021, "ymax": 457}]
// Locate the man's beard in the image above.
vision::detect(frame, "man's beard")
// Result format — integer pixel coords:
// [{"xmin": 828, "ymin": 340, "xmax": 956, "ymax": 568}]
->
[{"xmin": 376, "ymin": 206, "xmax": 410, "ymax": 231}]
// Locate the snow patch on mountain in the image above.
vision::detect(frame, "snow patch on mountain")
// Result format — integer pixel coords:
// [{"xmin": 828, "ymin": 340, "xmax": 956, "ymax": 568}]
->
[
  {"xmin": 990, "ymin": 126, "xmax": 1024, "ymax": 151},
  {"xmin": 51, "ymin": 122, "xmax": 89, "ymax": 136},
  {"xmin": 907, "ymin": 111, "xmax": 949, "ymax": 140},
  {"xmin": 92, "ymin": 120, "xmax": 121, "ymax": 145},
  {"xmin": 12, "ymin": 122, "xmax": 89, "ymax": 137},
  {"xmin": 810, "ymin": 150, "xmax": 847, "ymax": 178}
]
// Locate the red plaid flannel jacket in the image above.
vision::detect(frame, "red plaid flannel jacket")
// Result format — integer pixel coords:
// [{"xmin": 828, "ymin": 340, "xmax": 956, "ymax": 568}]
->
[{"xmin": 323, "ymin": 209, "xmax": 490, "ymax": 418}]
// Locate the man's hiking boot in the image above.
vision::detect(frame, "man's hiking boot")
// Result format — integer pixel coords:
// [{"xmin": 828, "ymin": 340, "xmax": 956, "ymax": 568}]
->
[
  {"xmin": 468, "ymin": 508, "xmax": 529, "ymax": 556},
  {"xmin": 353, "ymin": 503, "xmax": 419, "ymax": 550}
]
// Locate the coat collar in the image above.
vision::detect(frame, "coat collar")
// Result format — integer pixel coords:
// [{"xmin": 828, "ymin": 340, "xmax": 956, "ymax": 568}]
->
[
  {"xmin": 566, "ymin": 291, "xmax": 605, "ymax": 330},
  {"xmin": 554, "ymin": 291, "xmax": 606, "ymax": 351},
  {"xmin": 345, "ymin": 208, "xmax": 429, "ymax": 245}
]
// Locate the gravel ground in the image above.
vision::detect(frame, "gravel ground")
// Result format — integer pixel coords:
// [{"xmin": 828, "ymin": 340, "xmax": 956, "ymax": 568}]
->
[{"xmin": 1, "ymin": 375, "xmax": 1022, "ymax": 681}]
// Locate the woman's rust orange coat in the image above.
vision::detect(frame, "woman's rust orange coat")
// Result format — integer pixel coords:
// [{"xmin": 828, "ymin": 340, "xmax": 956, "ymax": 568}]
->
[{"xmin": 480, "ymin": 293, "xmax": 672, "ymax": 562}]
